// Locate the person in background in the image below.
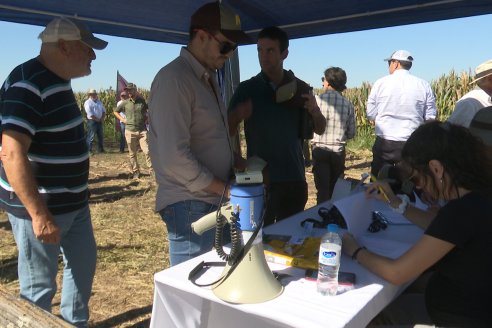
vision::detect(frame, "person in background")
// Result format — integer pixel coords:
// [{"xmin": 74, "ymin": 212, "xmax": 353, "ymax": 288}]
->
[
  {"xmin": 366, "ymin": 50, "xmax": 436, "ymax": 177},
  {"xmin": 84, "ymin": 88, "xmax": 106, "ymax": 153},
  {"xmin": 343, "ymin": 121, "xmax": 492, "ymax": 327},
  {"xmin": 148, "ymin": 1, "xmax": 250, "ymax": 266},
  {"xmin": 117, "ymin": 91, "xmax": 128, "ymax": 153},
  {"xmin": 228, "ymin": 26, "xmax": 326, "ymax": 226},
  {"xmin": 447, "ymin": 59, "xmax": 492, "ymax": 127},
  {"xmin": 311, "ymin": 67, "xmax": 356, "ymax": 203},
  {"xmin": 114, "ymin": 82, "xmax": 151, "ymax": 179},
  {"xmin": 0, "ymin": 17, "xmax": 107, "ymax": 327}
]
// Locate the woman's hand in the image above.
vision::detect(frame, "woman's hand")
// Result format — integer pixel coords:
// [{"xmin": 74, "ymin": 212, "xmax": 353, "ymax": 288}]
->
[{"xmin": 365, "ymin": 181, "xmax": 400, "ymax": 207}]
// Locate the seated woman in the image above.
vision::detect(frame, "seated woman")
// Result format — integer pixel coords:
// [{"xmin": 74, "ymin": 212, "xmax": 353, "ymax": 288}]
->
[
  {"xmin": 375, "ymin": 162, "xmax": 440, "ymax": 229},
  {"xmin": 343, "ymin": 121, "xmax": 492, "ymax": 327}
]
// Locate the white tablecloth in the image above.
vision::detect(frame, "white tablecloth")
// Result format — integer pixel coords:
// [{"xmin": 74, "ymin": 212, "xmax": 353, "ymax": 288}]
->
[{"xmin": 150, "ymin": 201, "xmax": 423, "ymax": 328}]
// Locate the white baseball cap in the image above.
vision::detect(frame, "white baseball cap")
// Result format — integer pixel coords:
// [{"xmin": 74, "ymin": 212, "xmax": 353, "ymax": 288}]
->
[
  {"xmin": 39, "ymin": 17, "xmax": 108, "ymax": 50},
  {"xmin": 384, "ymin": 50, "xmax": 413, "ymax": 62},
  {"xmin": 88, "ymin": 88, "xmax": 97, "ymax": 94}
]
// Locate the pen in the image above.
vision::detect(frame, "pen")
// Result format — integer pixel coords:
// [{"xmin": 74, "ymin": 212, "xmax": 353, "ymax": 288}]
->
[{"xmin": 370, "ymin": 174, "xmax": 391, "ymax": 203}]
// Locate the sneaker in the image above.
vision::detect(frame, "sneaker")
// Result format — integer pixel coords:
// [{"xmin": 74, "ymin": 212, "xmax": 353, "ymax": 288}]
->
[{"xmin": 133, "ymin": 172, "xmax": 140, "ymax": 179}]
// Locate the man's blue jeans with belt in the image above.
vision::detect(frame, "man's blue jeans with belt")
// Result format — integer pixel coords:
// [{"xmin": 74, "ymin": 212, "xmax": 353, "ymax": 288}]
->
[
  {"xmin": 159, "ymin": 200, "xmax": 218, "ymax": 267},
  {"xmin": 8, "ymin": 205, "xmax": 96, "ymax": 328},
  {"xmin": 86, "ymin": 119, "xmax": 104, "ymax": 152}
]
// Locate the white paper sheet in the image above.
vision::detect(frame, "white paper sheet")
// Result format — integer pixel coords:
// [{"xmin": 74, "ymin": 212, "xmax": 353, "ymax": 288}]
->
[{"xmin": 333, "ymin": 191, "xmax": 415, "ymax": 238}]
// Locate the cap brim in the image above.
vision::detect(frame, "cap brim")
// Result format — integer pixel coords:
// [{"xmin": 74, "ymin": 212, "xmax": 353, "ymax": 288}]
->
[
  {"xmin": 221, "ymin": 30, "xmax": 252, "ymax": 45},
  {"xmin": 81, "ymin": 36, "xmax": 108, "ymax": 50}
]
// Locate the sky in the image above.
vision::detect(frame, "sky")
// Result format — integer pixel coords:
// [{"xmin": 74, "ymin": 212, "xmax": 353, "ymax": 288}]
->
[{"xmin": 1, "ymin": 14, "xmax": 491, "ymax": 93}]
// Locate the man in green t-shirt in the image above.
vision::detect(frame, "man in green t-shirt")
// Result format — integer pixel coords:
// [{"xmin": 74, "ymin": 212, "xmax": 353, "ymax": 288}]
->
[
  {"xmin": 228, "ymin": 26, "xmax": 326, "ymax": 226},
  {"xmin": 114, "ymin": 83, "xmax": 152, "ymax": 179}
]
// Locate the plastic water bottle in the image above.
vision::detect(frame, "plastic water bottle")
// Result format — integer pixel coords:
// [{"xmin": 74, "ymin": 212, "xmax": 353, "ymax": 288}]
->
[{"xmin": 317, "ymin": 224, "xmax": 342, "ymax": 296}]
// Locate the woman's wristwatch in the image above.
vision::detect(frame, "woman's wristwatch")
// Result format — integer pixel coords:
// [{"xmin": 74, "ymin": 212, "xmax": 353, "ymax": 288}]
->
[{"xmin": 390, "ymin": 194, "xmax": 410, "ymax": 214}]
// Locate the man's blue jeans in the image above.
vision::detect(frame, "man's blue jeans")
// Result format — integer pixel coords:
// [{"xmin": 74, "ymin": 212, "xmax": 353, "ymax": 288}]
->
[
  {"xmin": 8, "ymin": 205, "xmax": 96, "ymax": 328},
  {"xmin": 86, "ymin": 119, "xmax": 104, "ymax": 152},
  {"xmin": 159, "ymin": 200, "xmax": 218, "ymax": 266},
  {"xmin": 119, "ymin": 122, "xmax": 127, "ymax": 152}
]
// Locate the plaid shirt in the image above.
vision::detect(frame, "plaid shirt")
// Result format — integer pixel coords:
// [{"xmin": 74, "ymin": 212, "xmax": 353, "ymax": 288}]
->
[{"xmin": 312, "ymin": 90, "xmax": 356, "ymax": 153}]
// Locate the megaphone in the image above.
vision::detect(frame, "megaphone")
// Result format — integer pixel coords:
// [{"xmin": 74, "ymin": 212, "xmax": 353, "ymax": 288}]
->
[{"xmin": 191, "ymin": 183, "xmax": 283, "ymax": 304}]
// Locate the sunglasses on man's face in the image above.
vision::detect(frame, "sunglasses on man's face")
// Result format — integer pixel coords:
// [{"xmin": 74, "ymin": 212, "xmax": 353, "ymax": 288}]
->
[{"xmin": 206, "ymin": 31, "xmax": 238, "ymax": 55}]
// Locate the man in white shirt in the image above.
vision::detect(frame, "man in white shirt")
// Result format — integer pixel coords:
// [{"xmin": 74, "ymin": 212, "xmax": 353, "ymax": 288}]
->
[
  {"xmin": 448, "ymin": 59, "xmax": 492, "ymax": 127},
  {"xmin": 84, "ymin": 89, "xmax": 106, "ymax": 153},
  {"xmin": 366, "ymin": 50, "xmax": 436, "ymax": 176}
]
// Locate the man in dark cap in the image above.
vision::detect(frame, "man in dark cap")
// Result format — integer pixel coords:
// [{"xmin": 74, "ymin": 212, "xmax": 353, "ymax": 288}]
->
[
  {"xmin": 148, "ymin": 2, "xmax": 250, "ymax": 266},
  {"xmin": 0, "ymin": 16, "xmax": 107, "ymax": 327},
  {"xmin": 115, "ymin": 82, "xmax": 151, "ymax": 179}
]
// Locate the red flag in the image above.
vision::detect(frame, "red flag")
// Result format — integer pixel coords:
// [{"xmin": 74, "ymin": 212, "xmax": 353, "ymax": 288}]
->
[
  {"xmin": 116, "ymin": 71, "xmax": 128, "ymax": 102},
  {"xmin": 115, "ymin": 71, "xmax": 128, "ymax": 132}
]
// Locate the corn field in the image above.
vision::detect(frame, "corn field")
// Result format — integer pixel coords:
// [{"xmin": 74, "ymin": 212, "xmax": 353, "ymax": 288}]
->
[{"xmin": 75, "ymin": 70, "xmax": 473, "ymax": 145}]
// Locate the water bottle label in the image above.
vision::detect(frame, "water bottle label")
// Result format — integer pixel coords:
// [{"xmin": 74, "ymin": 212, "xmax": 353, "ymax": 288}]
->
[{"xmin": 319, "ymin": 244, "xmax": 341, "ymax": 266}]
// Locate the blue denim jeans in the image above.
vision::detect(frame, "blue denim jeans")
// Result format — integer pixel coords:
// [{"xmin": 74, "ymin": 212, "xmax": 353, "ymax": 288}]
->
[
  {"xmin": 8, "ymin": 205, "xmax": 96, "ymax": 328},
  {"xmin": 119, "ymin": 122, "xmax": 127, "ymax": 152},
  {"xmin": 159, "ymin": 200, "xmax": 218, "ymax": 266},
  {"xmin": 86, "ymin": 119, "xmax": 104, "ymax": 152}
]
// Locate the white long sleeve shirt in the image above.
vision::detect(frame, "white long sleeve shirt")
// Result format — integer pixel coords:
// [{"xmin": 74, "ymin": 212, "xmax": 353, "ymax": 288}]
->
[
  {"xmin": 84, "ymin": 97, "xmax": 106, "ymax": 120},
  {"xmin": 366, "ymin": 69, "xmax": 436, "ymax": 141},
  {"xmin": 148, "ymin": 48, "xmax": 233, "ymax": 212},
  {"xmin": 447, "ymin": 89, "xmax": 492, "ymax": 127}
]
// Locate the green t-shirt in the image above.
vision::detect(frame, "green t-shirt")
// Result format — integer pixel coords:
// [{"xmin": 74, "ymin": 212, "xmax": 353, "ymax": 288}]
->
[
  {"xmin": 116, "ymin": 96, "xmax": 148, "ymax": 132},
  {"xmin": 228, "ymin": 72, "xmax": 305, "ymax": 183}
]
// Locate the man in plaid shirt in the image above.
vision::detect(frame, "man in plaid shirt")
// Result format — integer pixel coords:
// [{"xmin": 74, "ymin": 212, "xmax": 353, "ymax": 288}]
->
[{"xmin": 311, "ymin": 67, "xmax": 356, "ymax": 203}]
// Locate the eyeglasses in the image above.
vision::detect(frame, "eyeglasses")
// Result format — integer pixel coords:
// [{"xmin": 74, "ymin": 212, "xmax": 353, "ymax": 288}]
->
[
  {"xmin": 205, "ymin": 30, "xmax": 237, "ymax": 55},
  {"xmin": 321, "ymin": 77, "xmax": 325, "ymax": 82}
]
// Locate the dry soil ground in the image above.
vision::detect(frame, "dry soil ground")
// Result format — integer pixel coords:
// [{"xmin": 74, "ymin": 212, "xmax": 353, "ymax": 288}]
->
[{"xmin": 0, "ymin": 147, "xmax": 371, "ymax": 327}]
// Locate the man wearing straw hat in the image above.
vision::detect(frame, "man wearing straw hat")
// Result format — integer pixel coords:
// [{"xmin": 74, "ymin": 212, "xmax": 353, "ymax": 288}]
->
[
  {"xmin": 84, "ymin": 88, "xmax": 106, "ymax": 153},
  {"xmin": 448, "ymin": 59, "xmax": 492, "ymax": 128}
]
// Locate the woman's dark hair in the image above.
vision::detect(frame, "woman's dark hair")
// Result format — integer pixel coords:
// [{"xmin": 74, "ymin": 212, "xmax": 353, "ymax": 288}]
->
[
  {"xmin": 402, "ymin": 121, "xmax": 492, "ymax": 198},
  {"xmin": 324, "ymin": 67, "xmax": 347, "ymax": 92},
  {"xmin": 257, "ymin": 26, "xmax": 289, "ymax": 53}
]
